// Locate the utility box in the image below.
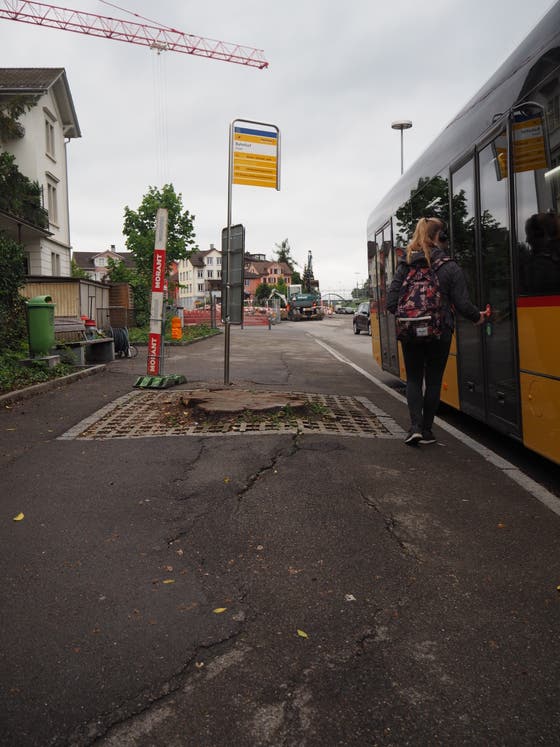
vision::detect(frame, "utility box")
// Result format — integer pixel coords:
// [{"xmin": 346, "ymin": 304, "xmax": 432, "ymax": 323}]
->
[{"xmin": 26, "ymin": 295, "xmax": 55, "ymax": 356}]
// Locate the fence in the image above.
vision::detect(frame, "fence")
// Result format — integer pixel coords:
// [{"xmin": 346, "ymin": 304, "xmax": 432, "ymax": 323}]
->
[{"xmin": 182, "ymin": 306, "xmax": 273, "ymax": 328}]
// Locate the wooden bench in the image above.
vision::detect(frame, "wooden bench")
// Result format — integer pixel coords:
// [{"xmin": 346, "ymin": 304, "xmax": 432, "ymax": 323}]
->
[
  {"xmin": 55, "ymin": 338, "xmax": 115, "ymax": 366},
  {"xmin": 54, "ymin": 317, "xmax": 114, "ymax": 365}
]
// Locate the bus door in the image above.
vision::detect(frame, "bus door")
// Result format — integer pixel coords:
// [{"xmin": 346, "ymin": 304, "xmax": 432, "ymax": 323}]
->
[
  {"xmin": 376, "ymin": 222, "xmax": 400, "ymax": 376},
  {"xmin": 451, "ymin": 130, "xmax": 521, "ymax": 436}
]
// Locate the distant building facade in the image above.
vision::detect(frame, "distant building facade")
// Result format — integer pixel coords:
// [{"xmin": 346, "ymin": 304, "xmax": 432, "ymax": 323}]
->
[
  {"xmin": 177, "ymin": 245, "xmax": 222, "ymax": 310},
  {"xmin": 72, "ymin": 246, "xmax": 135, "ymax": 282},
  {"xmin": 177, "ymin": 246, "xmax": 293, "ymax": 309}
]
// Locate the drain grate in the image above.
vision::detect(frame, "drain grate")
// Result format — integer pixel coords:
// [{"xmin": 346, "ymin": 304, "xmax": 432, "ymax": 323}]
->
[{"xmin": 59, "ymin": 390, "xmax": 405, "ymax": 440}]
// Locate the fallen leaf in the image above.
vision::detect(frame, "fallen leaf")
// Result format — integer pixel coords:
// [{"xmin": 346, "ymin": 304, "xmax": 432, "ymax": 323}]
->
[
  {"xmin": 162, "ymin": 579, "xmax": 175, "ymax": 585},
  {"xmin": 6, "ymin": 428, "xmax": 16, "ymax": 431},
  {"xmin": 345, "ymin": 594, "xmax": 357, "ymax": 602},
  {"xmin": 297, "ymin": 629, "xmax": 308, "ymax": 638},
  {"xmin": 223, "ymin": 477, "xmax": 231, "ymax": 483},
  {"xmin": 213, "ymin": 607, "xmax": 227, "ymax": 614},
  {"xmin": 13, "ymin": 512, "xmax": 24, "ymax": 522},
  {"xmin": 497, "ymin": 522, "xmax": 506, "ymax": 529},
  {"xmin": 195, "ymin": 661, "xmax": 204, "ymax": 669}
]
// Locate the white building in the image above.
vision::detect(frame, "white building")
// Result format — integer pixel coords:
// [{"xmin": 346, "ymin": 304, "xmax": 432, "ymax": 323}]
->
[
  {"xmin": 177, "ymin": 245, "xmax": 222, "ymax": 310},
  {"xmin": 0, "ymin": 68, "xmax": 80, "ymax": 277}
]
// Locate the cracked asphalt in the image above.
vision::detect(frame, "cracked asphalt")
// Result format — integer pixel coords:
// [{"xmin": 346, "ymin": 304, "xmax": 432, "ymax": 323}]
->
[{"xmin": 1, "ymin": 324, "xmax": 559, "ymax": 746}]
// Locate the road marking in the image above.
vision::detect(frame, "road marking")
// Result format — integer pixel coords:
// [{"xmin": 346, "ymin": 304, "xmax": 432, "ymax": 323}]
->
[{"xmin": 315, "ymin": 338, "xmax": 560, "ymax": 518}]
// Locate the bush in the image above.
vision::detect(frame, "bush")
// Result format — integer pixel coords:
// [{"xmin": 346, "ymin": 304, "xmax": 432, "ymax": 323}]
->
[
  {"xmin": 0, "ymin": 232, "xmax": 27, "ymax": 351},
  {"xmin": 0, "ymin": 349, "xmax": 74, "ymax": 394}
]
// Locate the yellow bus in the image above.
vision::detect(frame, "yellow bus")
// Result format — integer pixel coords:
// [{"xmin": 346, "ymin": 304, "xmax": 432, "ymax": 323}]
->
[{"xmin": 367, "ymin": 2, "xmax": 560, "ymax": 465}]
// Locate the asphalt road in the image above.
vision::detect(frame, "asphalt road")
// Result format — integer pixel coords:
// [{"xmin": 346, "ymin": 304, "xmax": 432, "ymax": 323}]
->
[{"xmin": 1, "ymin": 321, "xmax": 559, "ymax": 746}]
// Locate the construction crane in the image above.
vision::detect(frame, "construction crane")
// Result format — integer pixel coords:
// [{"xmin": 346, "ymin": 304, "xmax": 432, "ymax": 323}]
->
[{"xmin": 0, "ymin": 0, "xmax": 268, "ymax": 68}]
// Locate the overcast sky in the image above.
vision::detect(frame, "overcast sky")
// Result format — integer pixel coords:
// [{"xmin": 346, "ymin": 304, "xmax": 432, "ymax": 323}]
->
[{"xmin": 1, "ymin": 0, "xmax": 556, "ymax": 295}]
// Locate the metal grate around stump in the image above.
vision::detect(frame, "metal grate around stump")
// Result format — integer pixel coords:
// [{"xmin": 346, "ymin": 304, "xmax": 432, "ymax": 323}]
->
[{"xmin": 59, "ymin": 390, "xmax": 405, "ymax": 441}]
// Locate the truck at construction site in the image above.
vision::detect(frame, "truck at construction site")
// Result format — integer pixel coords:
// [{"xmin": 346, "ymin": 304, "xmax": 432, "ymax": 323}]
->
[
  {"xmin": 286, "ymin": 290, "xmax": 324, "ymax": 321},
  {"xmin": 285, "ymin": 252, "xmax": 323, "ymax": 321}
]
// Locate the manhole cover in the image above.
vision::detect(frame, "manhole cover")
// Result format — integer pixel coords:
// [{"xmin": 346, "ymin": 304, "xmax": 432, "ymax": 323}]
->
[{"xmin": 60, "ymin": 390, "xmax": 405, "ymax": 440}]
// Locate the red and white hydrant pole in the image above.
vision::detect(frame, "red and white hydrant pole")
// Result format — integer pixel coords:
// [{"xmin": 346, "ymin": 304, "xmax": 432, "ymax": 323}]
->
[{"xmin": 146, "ymin": 208, "xmax": 168, "ymax": 376}]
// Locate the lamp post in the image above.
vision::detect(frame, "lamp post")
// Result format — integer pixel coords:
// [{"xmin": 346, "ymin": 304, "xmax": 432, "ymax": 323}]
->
[{"xmin": 391, "ymin": 120, "xmax": 412, "ymax": 175}]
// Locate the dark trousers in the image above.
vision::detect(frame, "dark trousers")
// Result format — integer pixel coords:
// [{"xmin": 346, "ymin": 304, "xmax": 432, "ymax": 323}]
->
[{"xmin": 401, "ymin": 333, "xmax": 452, "ymax": 431}]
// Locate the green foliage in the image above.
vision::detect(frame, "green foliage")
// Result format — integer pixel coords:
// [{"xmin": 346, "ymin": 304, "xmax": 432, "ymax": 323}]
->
[
  {"xmin": 275, "ymin": 278, "xmax": 287, "ymax": 295},
  {"xmin": 0, "ymin": 232, "xmax": 27, "ymax": 351},
  {"xmin": 123, "ymin": 184, "xmax": 198, "ymax": 282},
  {"xmin": 290, "ymin": 269, "xmax": 302, "ymax": 284},
  {"xmin": 105, "ymin": 256, "xmax": 132, "ymax": 283},
  {"xmin": 122, "ymin": 184, "xmax": 198, "ymax": 327},
  {"xmin": 70, "ymin": 258, "xmax": 89, "ymax": 279},
  {"xmin": 0, "ymin": 349, "xmax": 74, "ymax": 394},
  {"xmin": 254, "ymin": 283, "xmax": 271, "ymax": 302},
  {"xmin": 0, "ymin": 95, "xmax": 39, "ymax": 142},
  {"xmin": 0, "ymin": 152, "xmax": 48, "ymax": 229}
]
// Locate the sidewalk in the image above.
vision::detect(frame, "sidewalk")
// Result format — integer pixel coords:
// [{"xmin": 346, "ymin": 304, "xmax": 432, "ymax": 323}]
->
[{"xmin": 1, "ymin": 325, "xmax": 559, "ymax": 746}]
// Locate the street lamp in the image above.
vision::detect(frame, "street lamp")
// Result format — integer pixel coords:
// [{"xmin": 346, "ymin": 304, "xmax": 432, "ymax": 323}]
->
[{"xmin": 391, "ymin": 120, "xmax": 412, "ymax": 175}]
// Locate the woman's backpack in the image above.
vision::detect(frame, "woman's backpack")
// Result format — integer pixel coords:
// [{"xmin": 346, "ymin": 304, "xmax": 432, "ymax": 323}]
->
[{"xmin": 395, "ymin": 257, "xmax": 450, "ymax": 342}]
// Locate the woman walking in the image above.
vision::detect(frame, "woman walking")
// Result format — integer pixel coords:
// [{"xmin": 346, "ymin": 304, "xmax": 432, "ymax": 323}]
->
[{"xmin": 386, "ymin": 217, "xmax": 485, "ymax": 445}]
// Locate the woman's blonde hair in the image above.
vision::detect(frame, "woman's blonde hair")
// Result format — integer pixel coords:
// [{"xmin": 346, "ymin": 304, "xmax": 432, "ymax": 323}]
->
[{"xmin": 406, "ymin": 217, "xmax": 445, "ymax": 265}]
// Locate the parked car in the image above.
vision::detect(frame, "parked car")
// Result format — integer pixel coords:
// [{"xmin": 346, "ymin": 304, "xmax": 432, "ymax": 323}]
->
[
  {"xmin": 353, "ymin": 302, "xmax": 370, "ymax": 334},
  {"xmin": 336, "ymin": 305, "xmax": 354, "ymax": 314}
]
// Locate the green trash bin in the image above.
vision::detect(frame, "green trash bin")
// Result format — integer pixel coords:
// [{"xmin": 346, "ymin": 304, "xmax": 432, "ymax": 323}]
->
[{"xmin": 26, "ymin": 295, "xmax": 55, "ymax": 357}]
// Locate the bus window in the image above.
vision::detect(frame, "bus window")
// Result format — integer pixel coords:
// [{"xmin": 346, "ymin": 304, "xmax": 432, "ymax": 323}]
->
[{"xmin": 515, "ymin": 110, "xmax": 560, "ymax": 295}]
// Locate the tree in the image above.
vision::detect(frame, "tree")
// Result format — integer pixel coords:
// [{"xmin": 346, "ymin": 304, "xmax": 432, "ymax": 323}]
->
[
  {"xmin": 106, "ymin": 256, "xmax": 133, "ymax": 283},
  {"xmin": 71, "ymin": 258, "xmax": 89, "ymax": 279},
  {"xmin": 255, "ymin": 283, "xmax": 271, "ymax": 303},
  {"xmin": 274, "ymin": 238, "xmax": 296, "ymax": 270},
  {"xmin": 0, "ymin": 95, "xmax": 38, "ymax": 143},
  {"xmin": 123, "ymin": 184, "xmax": 198, "ymax": 283},
  {"xmin": 122, "ymin": 184, "xmax": 198, "ymax": 326}
]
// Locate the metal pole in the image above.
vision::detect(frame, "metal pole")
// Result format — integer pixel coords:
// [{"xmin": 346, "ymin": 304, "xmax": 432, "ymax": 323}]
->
[
  {"xmin": 400, "ymin": 129, "xmax": 404, "ymax": 175},
  {"xmin": 224, "ymin": 122, "xmax": 233, "ymax": 385}
]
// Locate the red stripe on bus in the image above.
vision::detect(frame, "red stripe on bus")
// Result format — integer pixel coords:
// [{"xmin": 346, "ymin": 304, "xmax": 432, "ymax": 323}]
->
[{"xmin": 516, "ymin": 295, "xmax": 560, "ymax": 308}]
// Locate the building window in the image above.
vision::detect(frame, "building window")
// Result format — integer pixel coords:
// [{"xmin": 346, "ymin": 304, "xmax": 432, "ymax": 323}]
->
[
  {"xmin": 207, "ymin": 270, "xmax": 214, "ymax": 278},
  {"xmin": 95, "ymin": 256, "xmax": 107, "ymax": 267},
  {"xmin": 217, "ymin": 270, "xmax": 222, "ymax": 279},
  {"xmin": 197, "ymin": 269, "xmax": 204, "ymax": 278},
  {"xmin": 51, "ymin": 252, "xmax": 60, "ymax": 275},
  {"xmin": 217, "ymin": 257, "xmax": 222, "ymax": 266},
  {"xmin": 46, "ymin": 178, "xmax": 59, "ymax": 225},
  {"xmin": 45, "ymin": 116, "xmax": 55, "ymax": 159},
  {"xmin": 206, "ymin": 256, "xmax": 213, "ymax": 265},
  {"xmin": 197, "ymin": 283, "xmax": 204, "ymax": 292}
]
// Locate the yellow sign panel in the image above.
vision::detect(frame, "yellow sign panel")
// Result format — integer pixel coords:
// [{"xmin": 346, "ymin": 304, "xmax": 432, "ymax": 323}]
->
[
  {"xmin": 232, "ymin": 126, "xmax": 279, "ymax": 188},
  {"xmin": 495, "ymin": 116, "xmax": 548, "ymax": 179}
]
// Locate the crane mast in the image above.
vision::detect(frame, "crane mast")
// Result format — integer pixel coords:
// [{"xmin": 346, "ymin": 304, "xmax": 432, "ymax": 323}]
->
[{"xmin": 0, "ymin": 0, "xmax": 268, "ymax": 68}]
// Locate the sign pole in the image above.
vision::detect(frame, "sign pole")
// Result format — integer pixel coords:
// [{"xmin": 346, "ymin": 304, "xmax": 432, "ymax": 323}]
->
[
  {"xmin": 224, "ymin": 122, "xmax": 234, "ymax": 384},
  {"xmin": 224, "ymin": 118, "xmax": 280, "ymax": 386},
  {"xmin": 147, "ymin": 208, "xmax": 168, "ymax": 377},
  {"xmin": 133, "ymin": 208, "xmax": 186, "ymax": 390}
]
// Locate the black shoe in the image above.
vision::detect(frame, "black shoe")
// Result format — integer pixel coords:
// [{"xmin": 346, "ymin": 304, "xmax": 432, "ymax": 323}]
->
[
  {"xmin": 419, "ymin": 429, "xmax": 436, "ymax": 444},
  {"xmin": 404, "ymin": 428, "xmax": 422, "ymax": 445}
]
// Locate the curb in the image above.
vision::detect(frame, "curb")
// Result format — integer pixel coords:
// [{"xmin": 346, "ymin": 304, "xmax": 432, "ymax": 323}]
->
[{"xmin": 0, "ymin": 364, "xmax": 107, "ymax": 406}]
